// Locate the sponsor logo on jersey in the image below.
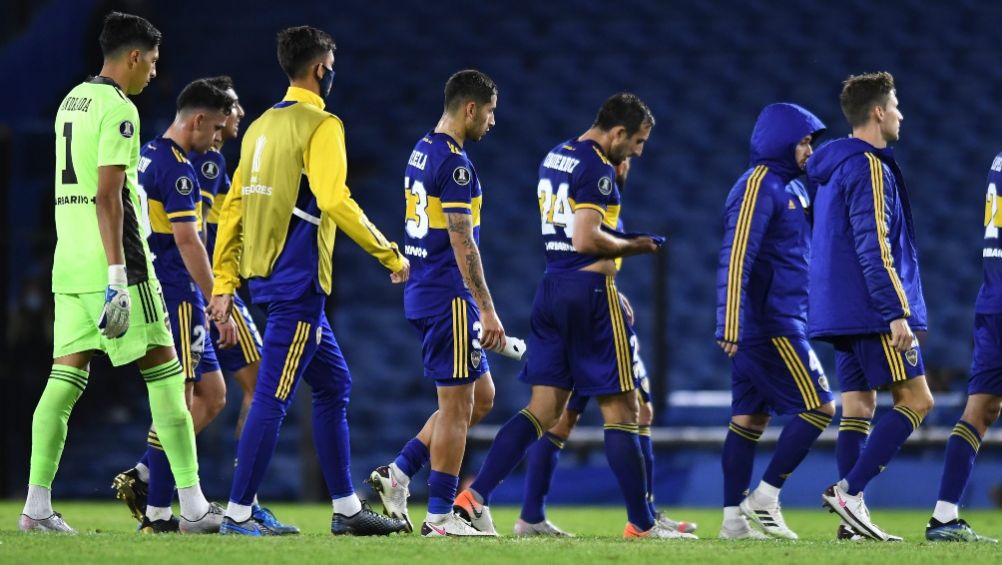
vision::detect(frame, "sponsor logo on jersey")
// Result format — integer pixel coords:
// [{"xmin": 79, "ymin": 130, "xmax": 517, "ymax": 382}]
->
[
  {"xmin": 598, "ymin": 176, "xmax": 613, "ymax": 195},
  {"xmin": 201, "ymin": 160, "xmax": 219, "ymax": 180},
  {"xmin": 119, "ymin": 120, "xmax": 135, "ymax": 138},
  {"xmin": 453, "ymin": 166, "xmax": 471, "ymax": 186},
  {"xmin": 175, "ymin": 176, "xmax": 194, "ymax": 196}
]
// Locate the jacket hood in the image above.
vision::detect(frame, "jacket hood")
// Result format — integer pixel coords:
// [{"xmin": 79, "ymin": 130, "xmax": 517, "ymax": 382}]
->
[
  {"xmin": 807, "ymin": 137, "xmax": 895, "ymax": 185},
  {"xmin": 750, "ymin": 103, "xmax": 826, "ymax": 183}
]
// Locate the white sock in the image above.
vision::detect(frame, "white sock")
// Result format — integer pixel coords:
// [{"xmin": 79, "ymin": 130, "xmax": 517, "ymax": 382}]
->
[
  {"xmin": 135, "ymin": 463, "xmax": 150, "ymax": 483},
  {"xmin": 332, "ymin": 494, "xmax": 362, "ymax": 517},
  {"xmin": 389, "ymin": 462, "xmax": 410, "ymax": 487},
  {"xmin": 226, "ymin": 502, "xmax": 253, "ymax": 522},
  {"xmin": 754, "ymin": 481, "xmax": 781, "ymax": 504},
  {"xmin": 932, "ymin": 500, "xmax": 959, "ymax": 523},
  {"xmin": 723, "ymin": 506, "xmax": 742, "ymax": 521},
  {"xmin": 23, "ymin": 485, "xmax": 53, "ymax": 519},
  {"xmin": 426, "ymin": 512, "xmax": 449, "ymax": 524},
  {"xmin": 252, "ymin": 494, "xmax": 259, "ymax": 507},
  {"xmin": 177, "ymin": 482, "xmax": 210, "ymax": 520},
  {"xmin": 836, "ymin": 478, "xmax": 858, "ymax": 497},
  {"xmin": 146, "ymin": 506, "xmax": 172, "ymax": 521}
]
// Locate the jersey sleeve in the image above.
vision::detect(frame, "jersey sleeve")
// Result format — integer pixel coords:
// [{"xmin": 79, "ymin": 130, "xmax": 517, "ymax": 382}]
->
[
  {"xmin": 160, "ymin": 162, "xmax": 200, "ymax": 224},
  {"xmin": 571, "ymin": 157, "xmax": 616, "ymax": 216},
  {"xmin": 436, "ymin": 153, "xmax": 474, "ymax": 215},
  {"xmin": 97, "ymin": 102, "xmax": 139, "ymax": 168}
]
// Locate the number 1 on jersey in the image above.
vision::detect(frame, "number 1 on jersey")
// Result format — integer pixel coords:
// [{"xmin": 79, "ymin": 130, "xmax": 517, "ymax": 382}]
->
[{"xmin": 61, "ymin": 122, "xmax": 77, "ymax": 185}]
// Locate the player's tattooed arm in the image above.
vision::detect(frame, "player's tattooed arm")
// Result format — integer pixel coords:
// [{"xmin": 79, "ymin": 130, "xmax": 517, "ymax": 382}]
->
[{"xmin": 447, "ymin": 211, "xmax": 506, "ymax": 351}]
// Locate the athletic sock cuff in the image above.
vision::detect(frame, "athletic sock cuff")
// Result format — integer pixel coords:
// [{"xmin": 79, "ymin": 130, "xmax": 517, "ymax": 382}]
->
[
  {"xmin": 519, "ymin": 409, "xmax": 545, "ymax": 439},
  {"xmin": 728, "ymin": 421, "xmax": 763, "ymax": 442},
  {"xmin": 543, "ymin": 431, "xmax": 567, "ymax": 449},
  {"xmin": 838, "ymin": 416, "xmax": 872, "ymax": 434},
  {"xmin": 638, "ymin": 425, "xmax": 652, "ymax": 437},
  {"xmin": 951, "ymin": 420, "xmax": 982, "ymax": 452},
  {"xmin": 798, "ymin": 410, "xmax": 833, "ymax": 431},
  {"xmin": 49, "ymin": 365, "xmax": 89, "ymax": 392},
  {"xmin": 604, "ymin": 423, "xmax": 640, "ymax": 434},
  {"xmin": 141, "ymin": 358, "xmax": 184, "ymax": 384},
  {"xmin": 893, "ymin": 405, "xmax": 923, "ymax": 430}
]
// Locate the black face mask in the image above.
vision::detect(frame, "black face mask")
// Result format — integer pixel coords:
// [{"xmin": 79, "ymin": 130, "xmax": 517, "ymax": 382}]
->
[{"xmin": 319, "ymin": 65, "xmax": 335, "ymax": 98}]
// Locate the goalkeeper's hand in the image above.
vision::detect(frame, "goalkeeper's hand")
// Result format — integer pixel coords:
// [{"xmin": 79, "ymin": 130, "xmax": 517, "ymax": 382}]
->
[{"xmin": 98, "ymin": 264, "xmax": 130, "ymax": 338}]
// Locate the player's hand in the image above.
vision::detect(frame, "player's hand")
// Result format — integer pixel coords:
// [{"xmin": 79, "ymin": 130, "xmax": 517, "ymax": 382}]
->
[
  {"xmin": 479, "ymin": 308, "xmax": 507, "ymax": 353},
  {"xmin": 717, "ymin": 340, "xmax": 738, "ymax": 357},
  {"xmin": 208, "ymin": 294, "xmax": 234, "ymax": 324},
  {"xmin": 98, "ymin": 265, "xmax": 130, "ymax": 339},
  {"xmin": 618, "ymin": 291, "xmax": 635, "ymax": 326},
  {"xmin": 889, "ymin": 318, "xmax": 914, "ymax": 352},
  {"xmin": 631, "ymin": 236, "xmax": 661, "ymax": 255},
  {"xmin": 214, "ymin": 316, "xmax": 238, "ymax": 350},
  {"xmin": 390, "ymin": 257, "xmax": 410, "ymax": 284}
]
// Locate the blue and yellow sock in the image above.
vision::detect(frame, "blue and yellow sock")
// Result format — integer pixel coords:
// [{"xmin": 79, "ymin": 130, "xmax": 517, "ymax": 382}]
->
[
  {"xmin": 844, "ymin": 406, "xmax": 922, "ymax": 495},
  {"xmin": 146, "ymin": 430, "xmax": 175, "ymax": 508},
  {"xmin": 428, "ymin": 470, "xmax": 460, "ymax": 516},
  {"xmin": 761, "ymin": 410, "xmax": 831, "ymax": 488},
  {"xmin": 937, "ymin": 420, "xmax": 982, "ymax": 504},
  {"xmin": 638, "ymin": 425, "xmax": 656, "ymax": 516},
  {"xmin": 470, "ymin": 409, "xmax": 544, "ymax": 506},
  {"xmin": 604, "ymin": 423, "xmax": 654, "ymax": 531},
  {"xmin": 722, "ymin": 421, "xmax": 762, "ymax": 507},
  {"xmin": 520, "ymin": 432, "xmax": 565, "ymax": 524},
  {"xmin": 394, "ymin": 438, "xmax": 430, "ymax": 479},
  {"xmin": 836, "ymin": 416, "xmax": 871, "ymax": 478}
]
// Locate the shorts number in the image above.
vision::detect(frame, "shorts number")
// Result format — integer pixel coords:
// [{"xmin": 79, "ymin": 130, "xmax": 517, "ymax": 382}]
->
[
  {"xmin": 986, "ymin": 182, "xmax": 998, "ymax": 240},
  {"xmin": 807, "ymin": 348, "xmax": 825, "ymax": 376},
  {"xmin": 537, "ymin": 178, "xmax": 574, "ymax": 237},
  {"xmin": 405, "ymin": 177, "xmax": 429, "ymax": 239},
  {"xmin": 471, "ymin": 320, "xmax": 483, "ymax": 350}
]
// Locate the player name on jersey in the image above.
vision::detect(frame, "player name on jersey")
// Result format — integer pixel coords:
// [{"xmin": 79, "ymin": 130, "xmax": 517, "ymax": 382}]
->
[
  {"xmin": 542, "ymin": 152, "xmax": 580, "ymax": 174},
  {"xmin": 59, "ymin": 96, "xmax": 93, "ymax": 113}
]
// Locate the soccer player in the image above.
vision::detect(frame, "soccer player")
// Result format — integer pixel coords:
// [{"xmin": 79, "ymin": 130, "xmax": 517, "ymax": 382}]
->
[
  {"xmin": 809, "ymin": 72, "xmax": 934, "ymax": 541},
  {"xmin": 924, "ymin": 153, "xmax": 1002, "ymax": 543},
  {"xmin": 110, "ymin": 79, "xmax": 235, "ymax": 534},
  {"xmin": 714, "ymin": 103, "xmax": 830, "ymax": 540},
  {"xmin": 453, "ymin": 94, "xmax": 691, "ymax": 540},
  {"xmin": 208, "ymin": 25, "xmax": 410, "ymax": 536},
  {"xmin": 20, "ymin": 11, "xmax": 220, "ymax": 534},
  {"xmin": 367, "ymin": 70, "xmax": 503, "ymax": 537},
  {"xmin": 514, "ymin": 159, "xmax": 696, "ymax": 538}
]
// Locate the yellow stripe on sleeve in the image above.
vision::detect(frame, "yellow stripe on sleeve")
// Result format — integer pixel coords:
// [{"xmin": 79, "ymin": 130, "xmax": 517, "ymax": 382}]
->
[
  {"xmin": 866, "ymin": 153, "xmax": 910, "ymax": 317},
  {"xmin": 724, "ymin": 166, "xmax": 768, "ymax": 343}
]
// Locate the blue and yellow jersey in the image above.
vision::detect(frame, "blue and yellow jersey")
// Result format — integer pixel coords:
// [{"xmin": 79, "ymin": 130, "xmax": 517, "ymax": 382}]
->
[
  {"xmin": 537, "ymin": 138, "xmax": 620, "ymax": 273},
  {"xmin": 977, "ymin": 152, "xmax": 1002, "ymax": 313},
  {"xmin": 138, "ymin": 136, "xmax": 202, "ymax": 297},
  {"xmin": 188, "ymin": 148, "xmax": 229, "ymax": 259},
  {"xmin": 402, "ymin": 132, "xmax": 482, "ymax": 319}
]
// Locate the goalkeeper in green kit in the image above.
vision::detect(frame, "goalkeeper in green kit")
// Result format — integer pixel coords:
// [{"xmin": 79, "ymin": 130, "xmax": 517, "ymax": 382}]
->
[{"xmin": 18, "ymin": 12, "xmax": 222, "ymax": 534}]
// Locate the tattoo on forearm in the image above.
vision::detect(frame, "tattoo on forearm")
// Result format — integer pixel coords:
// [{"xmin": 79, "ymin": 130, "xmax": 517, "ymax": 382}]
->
[{"xmin": 448, "ymin": 213, "xmax": 494, "ymax": 310}]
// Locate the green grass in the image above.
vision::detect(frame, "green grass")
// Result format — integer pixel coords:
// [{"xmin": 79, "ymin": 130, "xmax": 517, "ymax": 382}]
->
[{"xmin": 1, "ymin": 502, "xmax": 1000, "ymax": 564}]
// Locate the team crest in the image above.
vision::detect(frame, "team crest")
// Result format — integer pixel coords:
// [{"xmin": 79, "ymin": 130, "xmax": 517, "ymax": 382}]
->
[
  {"xmin": 818, "ymin": 375, "xmax": 831, "ymax": 392},
  {"xmin": 597, "ymin": 176, "xmax": 613, "ymax": 195},
  {"xmin": 201, "ymin": 160, "xmax": 219, "ymax": 179},
  {"xmin": 316, "ymin": 326, "xmax": 323, "ymax": 345},
  {"xmin": 175, "ymin": 176, "xmax": 194, "ymax": 195},
  {"xmin": 453, "ymin": 166, "xmax": 471, "ymax": 186},
  {"xmin": 905, "ymin": 348, "xmax": 918, "ymax": 367},
  {"xmin": 119, "ymin": 120, "xmax": 134, "ymax": 138},
  {"xmin": 470, "ymin": 348, "xmax": 482, "ymax": 369}
]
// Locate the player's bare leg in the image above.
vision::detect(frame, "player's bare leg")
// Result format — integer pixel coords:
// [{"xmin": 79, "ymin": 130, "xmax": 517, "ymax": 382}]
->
[
  {"xmin": 190, "ymin": 370, "xmax": 227, "ymax": 433},
  {"xmin": 231, "ymin": 361, "xmax": 258, "ymax": 437}
]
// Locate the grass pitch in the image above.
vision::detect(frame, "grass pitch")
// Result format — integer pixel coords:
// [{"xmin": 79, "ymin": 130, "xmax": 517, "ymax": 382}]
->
[{"xmin": 1, "ymin": 501, "xmax": 1000, "ymax": 564}]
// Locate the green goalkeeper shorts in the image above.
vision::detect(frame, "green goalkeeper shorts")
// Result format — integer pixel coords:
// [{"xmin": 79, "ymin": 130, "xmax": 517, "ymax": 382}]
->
[{"xmin": 53, "ymin": 278, "xmax": 174, "ymax": 366}]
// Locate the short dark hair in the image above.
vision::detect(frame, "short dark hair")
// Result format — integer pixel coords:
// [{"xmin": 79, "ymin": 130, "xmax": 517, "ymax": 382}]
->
[
  {"xmin": 98, "ymin": 12, "xmax": 161, "ymax": 57},
  {"xmin": 840, "ymin": 71, "xmax": 895, "ymax": 127},
  {"xmin": 593, "ymin": 93, "xmax": 655, "ymax": 135},
  {"xmin": 444, "ymin": 69, "xmax": 497, "ymax": 111},
  {"xmin": 204, "ymin": 75, "xmax": 235, "ymax": 94},
  {"xmin": 276, "ymin": 26, "xmax": 335, "ymax": 79},
  {"xmin": 176, "ymin": 79, "xmax": 233, "ymax": 115}
]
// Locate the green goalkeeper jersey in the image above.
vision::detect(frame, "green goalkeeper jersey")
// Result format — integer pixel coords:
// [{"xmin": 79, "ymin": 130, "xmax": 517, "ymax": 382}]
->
[{"xmin": 53, "ymin": 76, "xmax": 155, "ymax": 293}]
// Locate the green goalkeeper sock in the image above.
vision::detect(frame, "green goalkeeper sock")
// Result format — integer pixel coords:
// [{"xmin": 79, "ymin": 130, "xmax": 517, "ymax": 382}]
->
[
  {"xmin": 142, "ymin": 358, "xmax": 199, "ymax": 489},
  {"xmin": 28, "ymin": 365, "xmax": 88, "ymax": 488}
]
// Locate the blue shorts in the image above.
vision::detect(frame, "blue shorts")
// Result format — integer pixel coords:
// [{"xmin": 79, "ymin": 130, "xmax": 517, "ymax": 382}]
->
[
  {"xmin": 257, "ymin": 292, "xmax": 351, "ymax": 406},
  {"xmin": 212, "ymin": 293, "xmax": 262, "ymax": 372},
  {"xmin": 833, "ymin": 333, "xmax": 925, "ymax": 392},
  {"xmin": 566, "ymin": 341, "xmax": 651, "ymax": 413},
  {"xmin": 731, "ymin": 335, "xmax": 833, "ymax": 416},
  {"xmin": 969, "ymin": 313, "xmax": 1002, "ymax": 396},
  {"xmin": 408, "ymin": 297, "xmax": 489, "ymax": 386},
  {"xmin": 519, "ymin": 271, "xmax": 635, "ymax": 397},
  {"xmin": 165, "ymin": 293, "xmax": 219, "ymax": 383}
]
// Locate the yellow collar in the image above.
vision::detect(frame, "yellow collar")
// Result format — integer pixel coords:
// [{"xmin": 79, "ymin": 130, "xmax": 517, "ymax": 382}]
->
[{"xmin": 283, "ymin": 86, "xmax": 325, "ymax": 110}]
